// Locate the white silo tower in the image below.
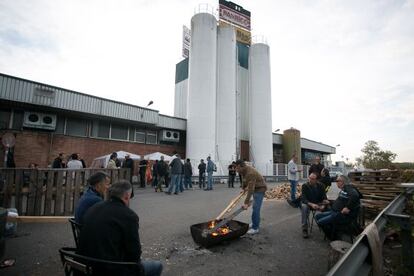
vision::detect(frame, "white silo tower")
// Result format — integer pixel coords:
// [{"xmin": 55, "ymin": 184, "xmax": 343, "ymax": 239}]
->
[
  {"xmin": 216, "ymin": 25, "xmax": 237, "ymax": 173},
  {"xmin": 249, "ymin": 42, "xmax": 273, "ymax": 175},
  {"xmin": 186, "ymin": 12, "xmax": 217, "ymax": 162}
]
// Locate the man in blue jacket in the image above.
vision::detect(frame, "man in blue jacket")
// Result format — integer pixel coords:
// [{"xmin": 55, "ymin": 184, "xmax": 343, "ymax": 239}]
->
[{"xmin": 75, "ymin": 172, "xmax": 110, "ymax": 224}]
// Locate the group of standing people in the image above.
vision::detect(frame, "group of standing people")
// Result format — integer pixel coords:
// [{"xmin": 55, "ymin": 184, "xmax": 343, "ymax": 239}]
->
[{"xmin": 52, "ymin": 152, "xmax": 86, "ymax": 169}]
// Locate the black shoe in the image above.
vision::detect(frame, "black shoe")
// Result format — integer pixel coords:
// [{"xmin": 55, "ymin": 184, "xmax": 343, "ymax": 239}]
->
[
  {"xmin": 174, "ymin": 192, "xmax": 178, "ymax": 195},
  {"xmin": 302, "ymin": 227, "xmax": 309, "ymax": 239},
  {"xmin": 287, "ymin": 199, "xmax": 296, "ymax": 208},
  {"xmin": 165, "ymin": 192, "xmax": 171, "ymax": 195}
]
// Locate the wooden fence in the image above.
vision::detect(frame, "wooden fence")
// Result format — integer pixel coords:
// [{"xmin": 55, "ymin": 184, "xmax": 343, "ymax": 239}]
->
[{"xmin": 0, "ymin": 168, "xmax": 131, "ymax": 216}]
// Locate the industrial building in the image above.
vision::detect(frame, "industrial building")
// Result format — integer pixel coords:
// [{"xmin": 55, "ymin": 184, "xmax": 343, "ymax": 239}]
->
[
  {"xmin": 0, "ymin": 1, "xmax": 336, "ymax": 173},
  {"xmin": 174, "ymin": 1, "xmax": 334, "ymax": 174},
  {"xmin": 0, "ymin": 73, "xmax": 334, "ymax": 173}
]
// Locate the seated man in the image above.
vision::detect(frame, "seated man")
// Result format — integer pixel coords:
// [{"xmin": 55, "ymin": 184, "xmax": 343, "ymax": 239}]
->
[
  {"xmin": 301, "ymin": 173, "xmax": 329, "ymax": 238},
  {"xmin": 75, "ymin": 172, "xmax": 110, "ymax": 224},
  {"xmin": 315, "ymin": 175, "xmax": 361, "ymax": 239},
  {"xmin": 78, "ymin": 180, "xmax": 162, "ymax": 276}
]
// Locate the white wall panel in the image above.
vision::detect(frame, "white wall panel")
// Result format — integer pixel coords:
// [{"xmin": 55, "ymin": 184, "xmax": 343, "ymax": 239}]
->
[
  {"xmin": 186, "ymin": 13, "xmax": 217, "ymax": 161},
  {"xmin": 216, "ymin": 25, "xmax": 237, "ymax": 173},
  {"xmin": 249, "ymin": 43, "xmax": 273, "ymax": 175}
]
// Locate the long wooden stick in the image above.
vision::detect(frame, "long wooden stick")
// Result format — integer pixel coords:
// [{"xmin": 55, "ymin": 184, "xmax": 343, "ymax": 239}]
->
[
  {"xmin": 6, "ymin": 216, "xmax": 71, "ymax": 223},
  {"xmin": 215, "ymin": 191, "xmax": 246, "ymax": 221}
]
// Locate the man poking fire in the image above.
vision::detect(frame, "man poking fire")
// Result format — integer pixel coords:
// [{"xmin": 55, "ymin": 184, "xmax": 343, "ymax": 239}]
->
[{"xmin": 235, "ymin": 159, "xmax": 268, "ymax": 235}]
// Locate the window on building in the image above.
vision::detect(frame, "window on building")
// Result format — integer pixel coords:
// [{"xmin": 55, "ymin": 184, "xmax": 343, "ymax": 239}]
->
[
  {"xmin": 111, "ymin": 123, "xmax": 128, "ymax": 140},
  {"xmin": 11, "ymin": 110, "xmax": 23, "ymax": 130},
  {"xmin": 129, "ymin": 127, "xmax": 135, "ymax": 141},
  {"xmin": 0, "ymin": 109, "xmax": 11, "ymax": 129},
  {"xmin": 135, "ymin": 130, "xmax": 145, "ymax": 143},
  {"xmin": 146, "ymin": 130, "xmax": 157, "ymax": 144},
  {"xmin": 97, "ymin": 121, "xmax": 110, "ymax": 138},
  {"xmin": 55, "ymin": 116, "xmax": 65, "ymax": 134},
  {"xmin": 66, "ymin": 117, "xmax": 87, "ymax": 137}
]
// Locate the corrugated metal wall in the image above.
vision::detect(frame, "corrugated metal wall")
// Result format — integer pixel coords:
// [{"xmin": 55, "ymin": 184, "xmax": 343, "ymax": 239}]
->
[
  {"xmin": 0, "ymin": 73, "xmax": 186, "ymax": 130},
  {"xmin": 158, "ymin": 115, "xmax": 186, "ymax": 130}
]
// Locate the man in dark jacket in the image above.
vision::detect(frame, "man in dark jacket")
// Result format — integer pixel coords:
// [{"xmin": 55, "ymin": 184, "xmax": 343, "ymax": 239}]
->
[
  {"xmin": 315, "ymin": 175, "xmax": 361, "ymax": 238},
  {"xmin": 198, "ymin": 159, "xmax": 206, "ymax": 189},
  {"xmin": 228, "ymin": 162, "xmax": 236, "ymax": 188},
  {"xmin": 122, "ymin": 154, "xmax": 135, "ymax": 197},
  {"xmin": 156, "ymin": 156, "xmax": 167, "ymax": 192},
  {"xmin": 75, "ymin": 172, "xmax": 110, "ymax": 224},
  {"xmin": 165, "ymin": 154, "xmax": 183, "ymax": 195},
  {"xmin": 308, "ymin": 155, "xmax": 324, "ymax": 179},
  {"xmin": 184, "ymin": 159, "xmax": 193, "ymax": 189},
  {"xmin": 300, "ymin": 173, "xmax": 329, "ymax": 238},
  {"xmin": 52, "ymin": 153, "xmax": 64, "ymax": 168},
  {"xmin": 139, "ymin": 159, "xmax": 148, "ymax": 188},
  {"xmin": 78, "ymin": 180, "xmax": 162, "ymax": 276}
]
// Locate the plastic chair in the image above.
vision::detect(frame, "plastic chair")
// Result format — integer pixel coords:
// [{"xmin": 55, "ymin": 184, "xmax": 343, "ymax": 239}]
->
[
  {"xmin": 68, "ymin": 218, "xmax": 82, "ymax": 248},
  {"xmin": 59, "ymin": 247, "xmax": 141, "ymax": 276}
]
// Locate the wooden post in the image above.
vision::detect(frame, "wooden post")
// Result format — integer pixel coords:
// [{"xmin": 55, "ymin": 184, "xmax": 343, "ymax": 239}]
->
[
  {"xmin": 64, "ymin": 172, "xmax": 73, "ymax": 216},
  {"xmin": 27, "ymin": 169, "xmax": 38, "ymax": 215},
  {"xmin": 54, "ymin": 171, "xmax": 64, "ymax": 216},
  {"xmin": 44, "ymin": 170, "xmax": 54, "ymax": 216},
  {"xmin": 14, "ymin": 169, "xmax": 23, "ymax": 214},
  {"xmin": 327, "ymin": 240, "xmax": 352, "ymax": 271}
]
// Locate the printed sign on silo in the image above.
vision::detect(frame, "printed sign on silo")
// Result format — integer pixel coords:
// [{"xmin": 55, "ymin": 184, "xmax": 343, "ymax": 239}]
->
[
  {"xmin": 219, "ymin": 0, "xmax": 251, "ymax": 31},
  {"xmin": 182, "ymin": 25, "xmax": 191, "ymax": 58},
  {"xmin": 219, "ymin": 21, "xmax": 251, "ymax": 45}
]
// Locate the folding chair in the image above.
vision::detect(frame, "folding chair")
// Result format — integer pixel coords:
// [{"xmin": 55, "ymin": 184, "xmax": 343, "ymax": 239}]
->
[
  {"xmin": 68, "ymin": 218, "xmax": 82, "ymax": 248},
  {"xmin": 307, "ymin": 208, "xmax": 317, "ymax": 235},
  {"xmin": 59, "ymin": 247, "xmax": 141, "ymax": 276}
]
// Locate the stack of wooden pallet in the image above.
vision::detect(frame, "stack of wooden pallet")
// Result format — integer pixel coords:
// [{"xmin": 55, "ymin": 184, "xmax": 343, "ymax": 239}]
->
[{"xmin": 349, "ymin": 170, "xmax": 402, "ymax": 214}]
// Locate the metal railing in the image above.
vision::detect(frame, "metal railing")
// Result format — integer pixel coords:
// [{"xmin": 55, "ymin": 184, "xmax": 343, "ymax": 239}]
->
[{"xmin": 327, "ymin": 187, "xmax": 414, "ymax": 276}]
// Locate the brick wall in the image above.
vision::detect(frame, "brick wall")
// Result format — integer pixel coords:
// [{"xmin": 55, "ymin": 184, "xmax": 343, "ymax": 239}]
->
[{"xmin": 0, "ymin": 130, "xmax": 185, "ymax": 168}]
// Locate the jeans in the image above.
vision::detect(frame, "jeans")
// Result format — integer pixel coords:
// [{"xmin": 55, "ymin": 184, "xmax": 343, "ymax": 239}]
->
[
  {"xmin": 289, "ymin": 180, "xmax": 297, "ymax": 201},
  {"xmin": 184, "ymin": 176, "xmax": 192, "ymax": 189},
  {"xmin": 156, "ymin": 175, "xmax": 164, "ymax": 191},
  {"xmin": 142, "ymin": 260, "xmax": 163, "ymax": 276},
  {"xmin": 152, "ymin": 176, "xmax": 158, "ymax": 188},
  {"xmin": 168, "ymin": 174, "xmax": 180, "ymax": 193},
  {"xmin": 207, "ymin": 172, "xmax": 213, "ymax": 190},
  {"xmin": 301, "ymin": 203, "xmax": 310, "ymax": 227},
  {"xmin": 315, "ymin": 210, "xmax": 340, "ymax": 225},
  {"xmin": 228, "ymin": 174, "xmax": 235, "ymax": 187},
  {"xmin": 252, "ymin": 192, "xmax": 265, "ymax": 230},
  {"xmin": 199, "ymin": 173, "xmax": 205, "ymax": 188},
  {"xmin": 179, "ymin": 174, "xmax": 184, "ymax": 192}
]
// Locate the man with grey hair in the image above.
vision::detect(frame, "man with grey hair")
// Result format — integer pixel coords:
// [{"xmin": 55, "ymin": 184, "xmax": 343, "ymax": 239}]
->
[
  {"xmin": 79, "ymin": 180, "xmax": 163, "ymax": 275},
  {"xmin": 315, "ymin": 175, "xmax": 361, "ymax": 239}
]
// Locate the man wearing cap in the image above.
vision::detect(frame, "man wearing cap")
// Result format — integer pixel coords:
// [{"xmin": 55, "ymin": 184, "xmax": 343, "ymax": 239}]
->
[{"xmin": 235, "ymin": 160, "xmax": 267, "ymax": 235}]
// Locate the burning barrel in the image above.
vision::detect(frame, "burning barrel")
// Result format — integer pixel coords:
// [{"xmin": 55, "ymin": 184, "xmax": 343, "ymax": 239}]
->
[{"xmin": 190, "ymin": 220, "xmax": 248, "ymax": 248}]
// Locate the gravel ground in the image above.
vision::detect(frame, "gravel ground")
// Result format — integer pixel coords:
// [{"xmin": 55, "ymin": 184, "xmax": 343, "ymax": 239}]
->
[{"xmin": 3, "ymin": 182, "xmax": 334, "ymax": 276}]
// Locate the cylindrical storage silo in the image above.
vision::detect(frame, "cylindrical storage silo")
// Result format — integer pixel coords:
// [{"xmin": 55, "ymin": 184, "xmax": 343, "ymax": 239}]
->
[
  {"xmin": 249, "ymin": 43, "xmax": 273, "ymax": 175},
  {"xmin": 282, "ymin": 128, "xmax": 301, "ymax": 164},
  {"xmin": 216, "ymin": 25, "xmax": 237, "ymax": 174},
  {"xmin": 186, "ymin": 13, "xmax": 217, "ymax": 162}
]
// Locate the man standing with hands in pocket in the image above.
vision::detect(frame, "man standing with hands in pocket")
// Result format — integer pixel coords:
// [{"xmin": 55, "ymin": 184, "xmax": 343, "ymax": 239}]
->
[{"xmin": 235, "ymin": 160, "xmax": 267, "ymax": 235}]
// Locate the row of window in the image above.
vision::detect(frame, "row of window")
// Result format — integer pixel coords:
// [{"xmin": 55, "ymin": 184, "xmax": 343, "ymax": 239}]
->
[{"xmin": 0, "ymin": 109, "xmax": 158, "ymax": 144}]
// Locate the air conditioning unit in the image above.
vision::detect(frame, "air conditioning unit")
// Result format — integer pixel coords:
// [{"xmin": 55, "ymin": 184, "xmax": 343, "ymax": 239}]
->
[
  {"xmin": 23, "ymin": 112, "xmax": 57, "ymax": 130},
  {"xmin": 160, "ymin": 130, "xmax": 180, "ymax": 142}
]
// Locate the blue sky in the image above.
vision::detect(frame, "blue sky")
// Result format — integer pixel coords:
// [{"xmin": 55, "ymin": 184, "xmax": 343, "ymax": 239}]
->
[{"xmin": 0, "ymin": 0, "xmax": 413, "ymax": 162}]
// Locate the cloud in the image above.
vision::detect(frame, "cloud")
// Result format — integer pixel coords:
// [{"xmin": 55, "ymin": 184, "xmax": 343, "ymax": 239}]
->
[{"xmin": 0, "ymin": 0, "xmax": 413, "ymax": 162}]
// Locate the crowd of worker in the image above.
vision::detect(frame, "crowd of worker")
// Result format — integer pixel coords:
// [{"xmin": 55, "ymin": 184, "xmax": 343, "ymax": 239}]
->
[
  {"xmin": 43, "ymin": 150, "xmax": 361, "ymax": 275},
  {"xmin": 286, "ymin": 154, "xmax": 362, "ymax": 239}
]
